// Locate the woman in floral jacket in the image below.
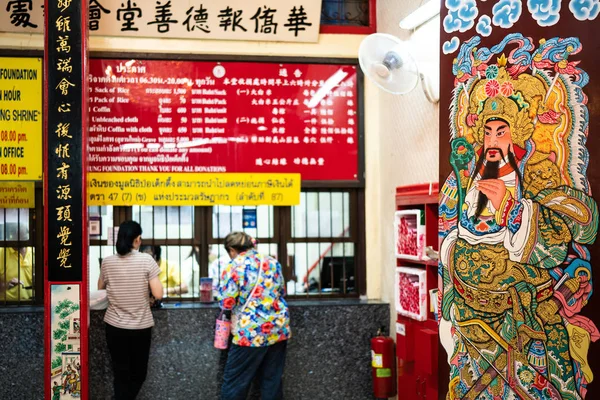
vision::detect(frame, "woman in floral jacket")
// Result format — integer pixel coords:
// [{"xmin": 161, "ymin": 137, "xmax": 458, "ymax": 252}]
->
[{"xmin": 218, "ymin": 231, "xmax": 291, "ymax": 400}]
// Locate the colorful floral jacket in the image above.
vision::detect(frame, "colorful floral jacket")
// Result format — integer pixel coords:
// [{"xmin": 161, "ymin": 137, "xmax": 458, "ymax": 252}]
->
[{"xmin": 218, "ymin": 249, "xmax": 291, "ymax": 347}]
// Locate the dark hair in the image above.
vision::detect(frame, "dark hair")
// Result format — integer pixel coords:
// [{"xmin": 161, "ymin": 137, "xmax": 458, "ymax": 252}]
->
[
  {"xmin": 153, "ymin": 245, "xmax": 162, "ymax": 262},
  {"xmin": 223, "ymin": 231, "xmax": 256, "ymax": 253},
  {"xmin": 140, "ymin": 245, "xmax": 162, "ymax": 262},
  {"xmin": 116, "ymin": 220, "xmax": 142, "ymax": 255},
  {"xmin": 187, "ymin": 245, "xmax": 201, "ymax": 265}
]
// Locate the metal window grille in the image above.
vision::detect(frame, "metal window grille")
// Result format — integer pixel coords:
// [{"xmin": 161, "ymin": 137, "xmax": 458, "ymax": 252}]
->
[
  {"xmin": 87, "ymin": 189, "xmax": 364, "ymax": 302},
  {"xmin": 0, "ymin": 185, "xmax": 42, "ymax": 306},
  {"xmin": 321, "ymin": 0, "xmax": 371, "ymax": 27},
  {"xmin": 1, "ymin": 188, "xmax": 363, "ymax": 308},
  {"xmin": 286, "ymin": 190, "xmax": 357, "ymax": 297}
]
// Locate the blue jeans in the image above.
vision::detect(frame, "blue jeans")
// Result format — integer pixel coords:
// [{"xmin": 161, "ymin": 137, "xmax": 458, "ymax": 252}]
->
[{"xmin": 221, "ymin": 340, "xmax": 287, "ymax": 400}]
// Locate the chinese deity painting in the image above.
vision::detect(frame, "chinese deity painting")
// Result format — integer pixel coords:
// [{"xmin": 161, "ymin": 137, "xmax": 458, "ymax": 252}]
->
[{"xmin": 438, "ymin": 32, "xmax": 599, "ymax": 400}]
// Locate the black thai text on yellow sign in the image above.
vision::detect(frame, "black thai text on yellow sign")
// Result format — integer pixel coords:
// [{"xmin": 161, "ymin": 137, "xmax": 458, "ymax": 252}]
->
[
  {"xmin": 88, "ymin": 173, "xmax": 301, "ymax": 206},
  {"xmin": 0, "ymin": 182, "xmax": 35, "ymax": 207}
]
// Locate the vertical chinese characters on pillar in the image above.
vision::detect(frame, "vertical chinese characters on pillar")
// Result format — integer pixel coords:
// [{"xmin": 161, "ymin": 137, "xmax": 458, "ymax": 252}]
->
[
  {"xmin": 53, "ymin": 0, "xmax": 74, "ymax": 270},
  {"xmin": 46, "ymin": 0, "xmax": 84, "ymax": 281},
  {"xmin": 45, "ymin": 0, "xmax": 87, "ymax": 396}
]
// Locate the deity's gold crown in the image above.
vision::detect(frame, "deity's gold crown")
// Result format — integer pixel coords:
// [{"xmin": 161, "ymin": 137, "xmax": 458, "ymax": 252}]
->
[{"xmin": 468, "ymin": 57, "xmax": 547, "ymax": 148}]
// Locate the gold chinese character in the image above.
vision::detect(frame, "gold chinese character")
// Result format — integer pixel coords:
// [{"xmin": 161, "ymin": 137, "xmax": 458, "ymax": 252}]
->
[
  {"xmin": 56, "ymin": 184, "xmax": 72, "ymax": 200},
  {"xmin": 56, "ymin": 15, "xmax": 71, "ymax": 32},
  {"xmin": 57, "ymin": 58, "xmax": 72, "ymax": 73},
  {"xmin": 56, "ymin": 162, "xmax": 70, "ymax": 180},
  {"xmin": 56, "ymin": 36, "xmax": 71, "ymax": 53},
  {"xmin": 55, "ymin": 143, "xmax": 71, "ymax": 159},
  {"xmin": 56, "ymin": 123, "xmax": 72, "ymax": 138},
  {"xmin": 58, "ymin": 0, "xmax": 72, "ymax": 12},
  {"xmin": 57, "ymin": 226, "xmax": 73, "ymax": 246},
  {"xmin": 56, "ymin": 205, "xmax": 72, "ymax": 222},
  {"xmin": 58, "ymin": 103, "xmax": 71, "ymax": 113},
  {"xmin": 57, "ymin": 247, "xmax": 72, "ymax": 268},
  {"xmin": 56, "ymin": 78, "xmax": 75, "ymax": 96}
]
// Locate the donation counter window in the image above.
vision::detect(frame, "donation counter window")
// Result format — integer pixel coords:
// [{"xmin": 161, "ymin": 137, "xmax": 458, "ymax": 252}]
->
[
  {"xmin": 287, "ymin": 191, "xmax": 356, "ymax": 296},
  {"xmin": 90, "ymin": 192, "xmax": 363, "ymax": 302},
  {"xmin": 208, "ymin": 205, "xmax": 278, "ymax": 298},
  {"xmin": 0, "ymin": 207, "xmax": 41, "ymax": 306}
]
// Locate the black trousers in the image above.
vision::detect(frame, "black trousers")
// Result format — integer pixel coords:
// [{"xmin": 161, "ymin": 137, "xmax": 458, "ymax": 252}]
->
[{"xmin": 105, "ymin": 323, "xmax": 152, "ymax": 400}]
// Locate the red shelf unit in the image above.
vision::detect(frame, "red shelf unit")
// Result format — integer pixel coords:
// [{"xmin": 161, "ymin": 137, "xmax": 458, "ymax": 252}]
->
[{"xmin": 395, "ymin": 183, "xmax": 439, "ymax": 400}]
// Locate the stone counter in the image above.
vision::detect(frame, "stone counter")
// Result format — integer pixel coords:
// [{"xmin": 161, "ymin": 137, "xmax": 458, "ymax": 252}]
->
[{"xmin": 1, "ymin": 300, "xmax": 389, "ymax": 399}]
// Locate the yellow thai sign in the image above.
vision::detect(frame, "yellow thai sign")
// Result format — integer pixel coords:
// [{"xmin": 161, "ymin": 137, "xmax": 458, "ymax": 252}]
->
[
  {"xmin": 0, "ymin": 181, "xmax": 35, "ymax": 208},
  {"xmin": 0, "ymin": 57, "xmax": 42, "ymax": 181},
  {"xmin": 88, "ymin": 173, "xmax": 301, "ymax": 206}
]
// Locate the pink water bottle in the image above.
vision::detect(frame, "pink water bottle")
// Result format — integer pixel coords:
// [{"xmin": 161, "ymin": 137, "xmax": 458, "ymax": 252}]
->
[{"xmin": 214, "ymin": 309, "xmax": 231, "ymax": 349}]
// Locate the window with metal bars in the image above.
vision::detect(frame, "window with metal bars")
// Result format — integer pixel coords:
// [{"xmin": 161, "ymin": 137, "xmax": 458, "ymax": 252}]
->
[
  {"xmin": 88, "ymin": 188, "xmax": 364, "ymax": 301},
  {"xmin": 0, "ymin": 188, "xmax": 363, "ymax": 307},
  {"xmin": 320, "ymin": 0, "xmax": 376, "ymax": 34},
  {"xmin": 0, "ymin": 190, "xmax": 43, "ymax": 306}
]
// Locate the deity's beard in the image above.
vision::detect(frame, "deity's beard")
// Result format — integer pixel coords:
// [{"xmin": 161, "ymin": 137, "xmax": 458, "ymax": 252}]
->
[
  {"xmin": 472, "ymin": 144, "xmax": 523, "ymax": 221},
  {"xmin": 474, "ymin": 150, "xmax": 501, "ymax": 220}
]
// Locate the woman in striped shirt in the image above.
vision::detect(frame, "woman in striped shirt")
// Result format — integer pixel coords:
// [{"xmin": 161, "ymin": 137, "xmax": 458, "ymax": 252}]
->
[{"xmin": 98, "ymin": 220, "xmax": 163, "ymax": 400}]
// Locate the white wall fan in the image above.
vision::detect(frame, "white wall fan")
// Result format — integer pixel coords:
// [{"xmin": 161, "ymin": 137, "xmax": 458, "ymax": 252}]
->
[{"xmin": 358, "ymin": 33, "xmax": 439, "ymax": 103}]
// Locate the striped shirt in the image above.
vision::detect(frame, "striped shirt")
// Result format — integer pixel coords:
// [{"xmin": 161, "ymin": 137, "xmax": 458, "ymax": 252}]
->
[{"xmin": 100, "ymin": 250, "xmax": 160, "ymax": 329}]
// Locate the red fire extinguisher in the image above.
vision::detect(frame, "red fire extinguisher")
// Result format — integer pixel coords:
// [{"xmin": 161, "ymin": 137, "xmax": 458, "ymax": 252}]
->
[{"xmin": 371, "ymin": 327, "xmax": 397, "ymax": 399}]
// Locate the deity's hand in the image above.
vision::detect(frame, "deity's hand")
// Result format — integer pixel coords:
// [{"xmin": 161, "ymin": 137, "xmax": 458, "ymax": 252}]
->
[{"xmin": 475, "ymin": 179, "xmax": 507, "ymax": 210}]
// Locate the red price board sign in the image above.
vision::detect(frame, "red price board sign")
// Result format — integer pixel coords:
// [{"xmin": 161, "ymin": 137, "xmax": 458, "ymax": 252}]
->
[{"xmin": 88, "ymin": 59, "xmax": 360, "ymax": 182}]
